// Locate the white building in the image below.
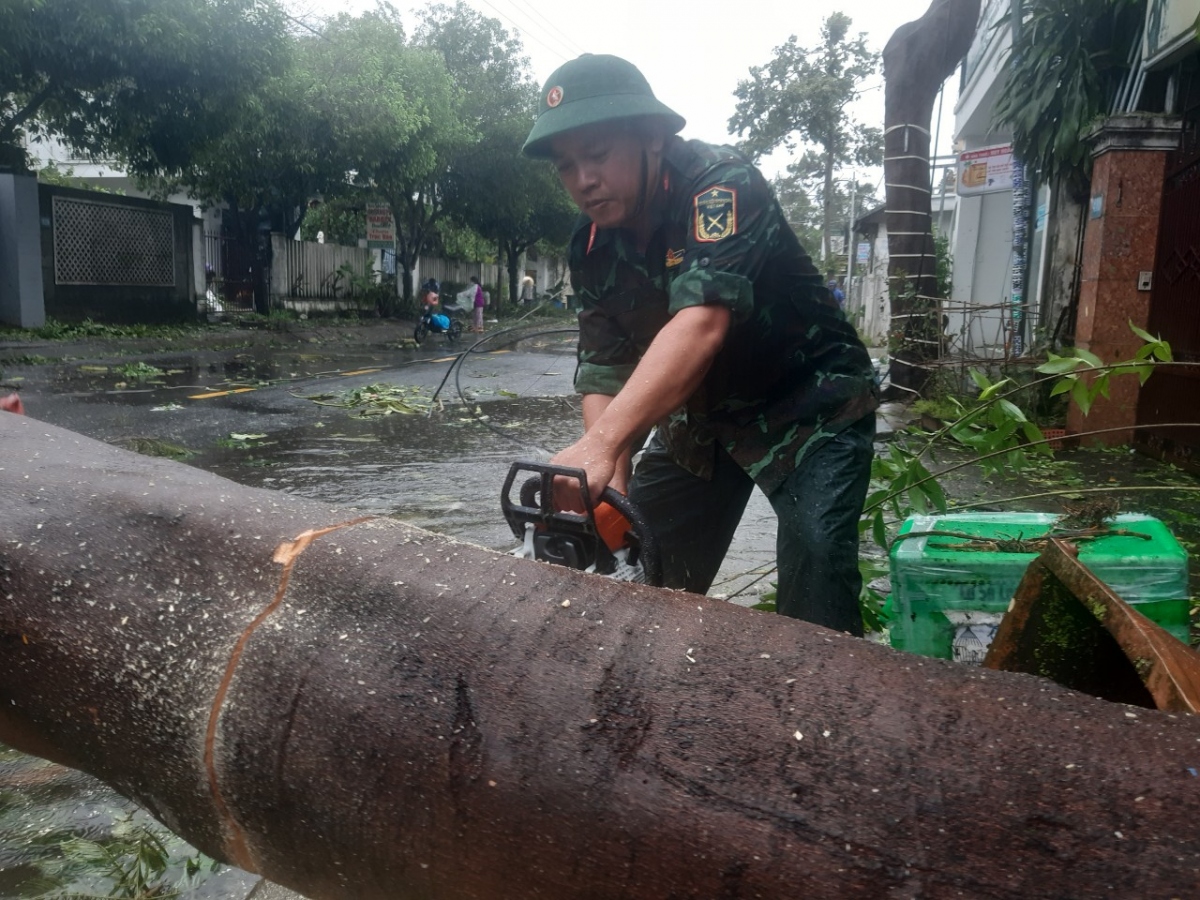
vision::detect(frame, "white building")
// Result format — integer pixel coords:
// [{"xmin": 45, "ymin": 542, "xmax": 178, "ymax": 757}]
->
[
  {"xmin": 950, "ymin": 0, "xmax": 1038, "ymax": 358},
  {"xmin": 24, "ymin": 134, "xmax": 222, "ymax": 233}
]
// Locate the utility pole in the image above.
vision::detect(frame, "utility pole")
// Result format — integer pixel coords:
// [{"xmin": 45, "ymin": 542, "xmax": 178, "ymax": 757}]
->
[{"xmin": 845, "ymin": 172, "xmax": 857, "ymax": 308}]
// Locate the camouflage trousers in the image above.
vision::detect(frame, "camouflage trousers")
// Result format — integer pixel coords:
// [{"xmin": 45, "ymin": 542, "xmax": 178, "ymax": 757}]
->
[{"xmin": 629, "ymin": 414, "xmax": 875, "ymax": 636}]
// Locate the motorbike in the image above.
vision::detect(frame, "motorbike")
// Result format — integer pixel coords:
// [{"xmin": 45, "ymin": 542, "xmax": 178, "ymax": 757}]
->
[{"xmin": 414, "ymin": 300, "xmax": 465, "ymax": 345}]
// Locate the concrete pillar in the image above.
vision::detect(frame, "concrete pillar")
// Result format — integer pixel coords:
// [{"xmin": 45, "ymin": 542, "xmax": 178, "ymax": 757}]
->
[
  {"xmin": 0, "ymin": 174, "xmax": 46, "ymax": 329},
  {"xmin": 1069, "ymin": 114, "xmax": 1181, "ymax": 444}
]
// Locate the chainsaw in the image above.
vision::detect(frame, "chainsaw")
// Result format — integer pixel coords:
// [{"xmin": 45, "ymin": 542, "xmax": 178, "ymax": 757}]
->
[{"xmin": 501, "ymin": 461, "xmax": 662, "ymax": 586}]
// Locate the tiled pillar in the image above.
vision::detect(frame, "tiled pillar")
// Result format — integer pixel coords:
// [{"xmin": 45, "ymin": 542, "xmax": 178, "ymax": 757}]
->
[{"xmin": 1068, "ymin": 115, "xmax": 1180, "ymax": 444}]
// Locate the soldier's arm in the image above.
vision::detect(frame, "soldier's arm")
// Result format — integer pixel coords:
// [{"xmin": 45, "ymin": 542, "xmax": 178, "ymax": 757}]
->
[{"xmin": 552, "ymin": 304, "xmax": 731, "ymax": 504}]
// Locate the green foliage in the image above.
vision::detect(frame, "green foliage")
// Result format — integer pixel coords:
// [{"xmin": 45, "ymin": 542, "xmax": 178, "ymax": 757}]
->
[
  {"xmin": 864, "ymin": 325, "xmax": 1175, "ymax": 568},
  {"xmin": 299, "ymin": 383, "xmax": 431, "ymax": 416},
  {"xmin": 299, "ymin": 200, "xmax": 367, "ymax": 247},
  {"xmin": 432, "ymin": 219, "xmax": 496, "ymax": 262},
  {"xmin": 443, "ymin": 114, "xmax": 576, "ymax": 307},
  {"xmin": 334, "ymin": 261, "xmax": 399, "ymax": 316},
  {"xmin": 993, "ymin": 0, "xmax": 1144, "ymax": 197},
  {"xmin": 416, "ymin": 3, "xmax": 571, "ymax": 307},
  {"xmin": 934, "ymin": 231, "xmax": 953, "ymax": 299},
  {"xmin": 772, "ymin": 167, "xmax": 878, "ymax": 260},
  {"xmin": 4, "ymin": 318, "xmax": 199, "ymax": 342},
  {"xmin": 115, "ymin": 438, "xmax": 192, "ymax": 460},
  {"xmin": 27, "ymin": 814, "xmax": 218, "ymax": 899},
  {"xmin": 1037, "ymin": 320, "xmax": 1172, "ymax": 415},
  {"xmin": 299, "ymin": 9, "xmax": 472, "ymax": 297},
  {"xmin": 413, "ymin": 1, "xmax": 533, "ymax": 127},
  {"xmin": 114, "ymin": 362, "xmax": 165, "ymax": 381},
  {"xmin": 173, "ymin": 33, "xmax": 337, "ymax": 233},
  {"xmin": 36, "ymin": 162, "xmax": 123, "ymax": 195},
  {"xmin": 1, "ymin": 0, "xmax": 288, "ymax": 174},
  {"xmin": 730, "ymin": 13, "xmax": 882, "ymax": 261}
]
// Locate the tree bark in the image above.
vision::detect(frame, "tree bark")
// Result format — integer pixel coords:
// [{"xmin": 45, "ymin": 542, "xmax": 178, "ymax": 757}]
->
[
  {"xmin": 4, "ymin": 418, "xmax": 1200, "ymax": 899},
  {"xmin": 883, "ymin": 0, "xmax": 981, "ymax": 393},
  {"xmin": 505, "ymin": 239, "xmax": 533, "ymax": 311}
]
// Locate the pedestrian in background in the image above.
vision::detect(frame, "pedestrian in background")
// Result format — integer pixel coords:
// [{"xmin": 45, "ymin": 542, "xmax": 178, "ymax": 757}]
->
[
  {"xmin": 828, "ymin": 279, "xmax": 846, "ymax": 308},
  {"xmin": 471, "ymin": 275, "xmax": 486, "ymax": 333}
]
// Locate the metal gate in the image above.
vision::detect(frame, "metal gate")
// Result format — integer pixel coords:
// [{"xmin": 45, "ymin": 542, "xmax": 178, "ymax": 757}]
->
[
  {"xmin": 1137, "ymin": 99, "xmax": 1200, "ymax": 466},
  {"xmin": 203, "ymin": 231, "xmax": 256, "ymax": 314}
]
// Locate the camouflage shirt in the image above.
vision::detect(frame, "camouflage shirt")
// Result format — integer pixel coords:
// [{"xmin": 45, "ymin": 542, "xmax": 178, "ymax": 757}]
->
[{"xmin": 570, "ymin": 137, "xmax": 878, "ymax": 494}]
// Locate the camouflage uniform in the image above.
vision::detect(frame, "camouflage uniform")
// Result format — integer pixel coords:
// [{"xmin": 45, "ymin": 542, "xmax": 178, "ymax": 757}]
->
[{"xmin": 570, "ymin": 137, "xmax": 879, "ymax": 633}]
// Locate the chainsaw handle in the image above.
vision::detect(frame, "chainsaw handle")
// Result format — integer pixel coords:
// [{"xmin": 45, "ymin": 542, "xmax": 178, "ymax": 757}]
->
[
  {"xmin": 515, "ymin": 472, "xmax": 661, "ymax": 588},
  {"xmin": 503, "ymin": 461, "xmax": 662, "ymax": 587}
]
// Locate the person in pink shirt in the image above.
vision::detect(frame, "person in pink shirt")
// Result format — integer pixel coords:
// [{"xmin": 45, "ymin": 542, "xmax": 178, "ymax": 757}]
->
[{"xmin": 470, "ymin": 275, "xmax": 486, "ymax": 333}]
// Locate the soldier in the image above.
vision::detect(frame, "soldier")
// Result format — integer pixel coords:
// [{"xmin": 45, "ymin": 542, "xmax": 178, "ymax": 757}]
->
[{"xmin": 523, "ymin": 54, "xmax": 878, "ymax": 635}]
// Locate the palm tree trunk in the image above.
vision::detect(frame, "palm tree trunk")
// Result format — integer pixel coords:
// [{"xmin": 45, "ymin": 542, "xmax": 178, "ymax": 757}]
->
[{"xmin": 883, "ymin": 0, "xmax": 982, "ymax": 393}]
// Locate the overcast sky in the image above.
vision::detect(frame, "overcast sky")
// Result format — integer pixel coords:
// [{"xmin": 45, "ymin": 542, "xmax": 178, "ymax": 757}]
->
[{"xmin": 288, "ymin": 0, "xmax": 963, "ymax": 183}]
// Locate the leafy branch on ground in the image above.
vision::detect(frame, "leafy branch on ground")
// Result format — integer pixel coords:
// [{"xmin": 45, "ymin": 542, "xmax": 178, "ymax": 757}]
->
[
  {"xmin": 27, "ymin": 814, "xmax": 219, "ymax": 899},
  {"xmin": 863, "ymin": 322, "xmax": 1175, "ymax": 544},
  {"xmin": 297, "ymin": 382, "xmax": 431, "ymax": 416},
  {"xmin": 855, "ymin": 324, "xmax": 1183, "ymax": 631}
]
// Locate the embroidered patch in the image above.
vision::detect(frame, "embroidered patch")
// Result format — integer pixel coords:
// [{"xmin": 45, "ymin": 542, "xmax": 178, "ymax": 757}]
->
[
  {"xmin": 665, "ymin": 248, "xmax": 685, "ymax": 268},
  {"xmin": 546, "ymin": 85, "xmax": 564, "ymax": 108},
  {"xmin": 694, "ymin": 186, "xmax": 737, "ymax": 242}
]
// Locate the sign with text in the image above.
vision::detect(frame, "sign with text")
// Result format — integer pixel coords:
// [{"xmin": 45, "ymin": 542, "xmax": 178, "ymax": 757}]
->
[
  {"xmin": 956, "ymin": 144, "xmax": 1014, "ymax": 196},
  {"xmin": 366, "ymin": 204, "xmax": 395, "ymax": 250}
]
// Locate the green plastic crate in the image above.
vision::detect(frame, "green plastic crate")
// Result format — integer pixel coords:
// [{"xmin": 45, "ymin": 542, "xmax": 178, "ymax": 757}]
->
[{"xmin": 888, "ymin": 513, "xmax": 1190, "ymax": 663}]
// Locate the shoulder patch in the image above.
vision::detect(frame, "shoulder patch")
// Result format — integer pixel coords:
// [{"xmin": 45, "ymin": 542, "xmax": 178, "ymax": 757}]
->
[{"xmin": 694, "ymin": 186, "xmax": 737, "ymax": 243}]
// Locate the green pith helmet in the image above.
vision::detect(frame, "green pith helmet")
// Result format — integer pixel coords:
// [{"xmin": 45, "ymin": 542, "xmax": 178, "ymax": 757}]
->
[{"xmin": 522, "ymin": 54, "xmax": 686, "ymax": 159}]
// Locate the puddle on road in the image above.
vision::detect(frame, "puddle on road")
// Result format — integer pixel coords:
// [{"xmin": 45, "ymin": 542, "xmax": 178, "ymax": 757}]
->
[
  {"xmin": 44, "ymin": 349, "xmax": 403, "ymax": 406},
  {"xmin": 200, "ymin": 396, "xmax": 585, "ymax": 551}
]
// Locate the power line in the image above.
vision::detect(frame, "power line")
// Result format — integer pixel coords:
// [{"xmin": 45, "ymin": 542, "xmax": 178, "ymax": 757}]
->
[
  {"xmin": 502, "ymin": 0, "xmax": 587, "ymax": 59},
  {"xmin": 472, "ymin": 0, "xmax": 572, "ymax": 64}
]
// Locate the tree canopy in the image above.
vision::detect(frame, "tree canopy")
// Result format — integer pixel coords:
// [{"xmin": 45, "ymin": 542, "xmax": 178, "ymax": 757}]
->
[
  {"xmin": 772, "ymin": 166, "xmax": 878, "ymax": 275},
  {"xmin": 730, "ymin": 13, "xmax": 882, "ymax": 263},
  {"xmin": 9, "ymin": 0, "xmax": 576, "ymax": 310},
  {"xmin": 299, "ymin": 8, "xmax": 472, "ymax": 302},
  {"xmin": 0, "ymin": 0, "xmax": 287, "ymax": 173},
  {"xmin": 443, "ymin": 113, "xmax": 576, "ymax": 304}
]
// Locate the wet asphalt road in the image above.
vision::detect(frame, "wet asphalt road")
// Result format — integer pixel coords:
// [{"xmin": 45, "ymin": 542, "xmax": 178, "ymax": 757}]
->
[{"xmin": 2, "ymin": 325, "xmax": 779, "ymax": 600}]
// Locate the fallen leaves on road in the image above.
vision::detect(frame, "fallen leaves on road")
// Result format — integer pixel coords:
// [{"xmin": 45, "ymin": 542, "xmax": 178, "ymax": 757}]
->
[{"xmin": 296, "ymin": 382, "xmax": 431, "ymax": 417}]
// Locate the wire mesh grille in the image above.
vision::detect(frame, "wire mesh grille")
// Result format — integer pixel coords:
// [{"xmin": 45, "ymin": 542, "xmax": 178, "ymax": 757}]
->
[{"xmin": 53, "ymin": 196, "xmax": 175, "ymax": 286}]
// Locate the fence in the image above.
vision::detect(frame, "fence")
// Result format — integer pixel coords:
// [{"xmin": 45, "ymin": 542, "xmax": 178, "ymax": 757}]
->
[
  {"xmin": 414, "ymin": 255, "xmax": 501, "ymax": 293},
  {"xmin": 198, "ymin": 234, "xmax": 533, "ymax": 316},
  {"xmin": 271, "ymin": 234, "xmax": 377, "ymax": 306}
]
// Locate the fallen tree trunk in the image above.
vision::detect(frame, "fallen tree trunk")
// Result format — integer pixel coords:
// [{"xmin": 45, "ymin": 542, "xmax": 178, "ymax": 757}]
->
[{"xmin": 3, "ymin": 416, "xmax": 1200, "ymax": 899}]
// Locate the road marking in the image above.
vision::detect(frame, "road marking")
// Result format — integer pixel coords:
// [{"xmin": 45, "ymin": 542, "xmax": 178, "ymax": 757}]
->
[{"xmin": 188, "ymin": 388, "xmax": 257, "ymax": 400}]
